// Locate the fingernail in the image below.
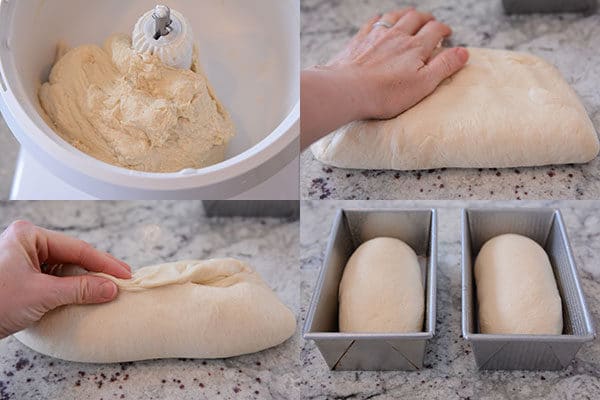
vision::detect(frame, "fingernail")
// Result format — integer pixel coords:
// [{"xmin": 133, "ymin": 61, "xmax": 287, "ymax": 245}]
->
[
  {"xmin": 106, "ymin": 252, "xmax": 131, "ymax": 269},
  {"xmin": 99, "ymin": 281, "xmax": 117, "ymax": 300},
  {"xmin": 457, "ymin": 47, "xmax": 469, "ymax": 62},
  {"xmin": 119, "ymin": 264, "xmax": 132, "ymax": 277},
  {"xmin": 118, "ymin": 259, "xmax": 132, "ymax": 271},
  {"xmin": 105, "ymin": 252, "xmax": 132, "ymax": 274}
]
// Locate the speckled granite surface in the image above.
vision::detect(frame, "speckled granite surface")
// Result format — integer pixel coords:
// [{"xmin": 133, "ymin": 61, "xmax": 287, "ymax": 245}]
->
[
  {"xmin": 301, "ymin": 0, "xmax": 600, "ymax": 200},
  {"xmin": 0, "ymin": 201, "xmax": 300, "ymax": 400},
  {"xmin": 300, "ymin": 200, "xmax": 600, "ymax": 399}
]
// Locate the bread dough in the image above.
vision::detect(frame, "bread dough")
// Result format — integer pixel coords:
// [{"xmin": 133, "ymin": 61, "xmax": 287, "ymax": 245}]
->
[
  {"xmin": 14, "ymin": 259, "xmax": 296, "ymax": 363},
  {"xmin": 338, "ymin": 238, "xmax": 424, "ymax": 333},
  {"xmin": 39, "ymin": 34, "xmax": 235, "ymax": 173},
  {"xmin": 312, "ymin": 48, "xmax": 599, "ymax": 170},
  {"xmin": 474, "ymin": 234, "xmax": 563, "ymax": 334}
]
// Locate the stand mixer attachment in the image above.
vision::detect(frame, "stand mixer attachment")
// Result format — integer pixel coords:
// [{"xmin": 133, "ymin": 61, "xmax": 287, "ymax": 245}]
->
[
  {"xmin": 132, "ymin": 4, "xmax": 194, "ymax": 70},
  {"xmin": 152, "ymin": 5, "xmax": 173, "ymax": 39}
]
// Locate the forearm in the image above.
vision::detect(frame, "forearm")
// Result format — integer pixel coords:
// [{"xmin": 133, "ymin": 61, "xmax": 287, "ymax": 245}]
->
[{"xmin": 300, "ymin": 68, "xmax": 363, "ymax": 150}]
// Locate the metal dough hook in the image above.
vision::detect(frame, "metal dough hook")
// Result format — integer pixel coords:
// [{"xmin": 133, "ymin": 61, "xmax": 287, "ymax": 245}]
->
[
  {"xmin": 132, "ymin": 4, "xmax": 194, "ymax": 69},
  {"xmin": 153, "ymin": 5, "xmax": 173, "ymax": 40}
]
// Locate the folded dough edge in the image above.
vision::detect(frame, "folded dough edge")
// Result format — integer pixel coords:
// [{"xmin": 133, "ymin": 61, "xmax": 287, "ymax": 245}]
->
[{"xmin": 14, "ymin": 258, "xmax": 296, "ymax": 363}]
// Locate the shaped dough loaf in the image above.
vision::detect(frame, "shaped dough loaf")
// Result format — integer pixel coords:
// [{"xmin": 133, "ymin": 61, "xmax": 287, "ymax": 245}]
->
[
  {"xmin": 338, "ymin": 238, "xmax": 424, "ymax": 333},
  {"xmin": 312, "ymin": 48, "xmax": 599, "ymax": 170},
  {"xmin": 475, "ymin": 234, "xmax": 563, "ymax": 334},
  {"xmin": 14, "ymin": 259, "xmax": 296, "ymax": 363}
]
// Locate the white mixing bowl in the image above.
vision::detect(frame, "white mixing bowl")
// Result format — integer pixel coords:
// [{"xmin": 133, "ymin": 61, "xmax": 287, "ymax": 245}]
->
[{"xmin": 0, "ymin": 0, "xmax": 299, "ymax": 199}]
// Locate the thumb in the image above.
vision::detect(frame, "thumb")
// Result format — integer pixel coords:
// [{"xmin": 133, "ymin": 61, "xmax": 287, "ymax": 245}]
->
[
  {"xmin": 425, "ymin": 47, "xmax": 469, "ymax": 86},
  {"xmin": 42, "ymin": 275, "xmax": 119, "ymax": 309}
]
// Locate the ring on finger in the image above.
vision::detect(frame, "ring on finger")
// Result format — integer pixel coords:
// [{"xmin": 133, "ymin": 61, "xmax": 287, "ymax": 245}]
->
[{"xmin": 373, "ymin": 20, "xmax": 394, "ymax": 29}]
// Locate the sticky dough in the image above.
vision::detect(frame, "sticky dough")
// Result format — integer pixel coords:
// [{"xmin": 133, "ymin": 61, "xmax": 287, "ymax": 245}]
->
[
  {"xmin": 475, "ymin": 234, "xmax": 563, "ymax": 334},
  {"xmin": 338, "ymin": 238, "xmax": 424, "ymax": 333},
  {"xmin": 14, "ymin": 259, "xmax": 296, "ymax": 363},
  {"xmin": 39, "ymin": 34, "xmax": 235, "ymax": 173},
  {"xmin": 312, "ymin": 47, "xmax": 599, "ymax": 170}
]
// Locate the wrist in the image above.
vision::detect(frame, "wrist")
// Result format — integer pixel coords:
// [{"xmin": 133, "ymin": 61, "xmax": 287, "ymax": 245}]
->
[{"xmin": 307, "ymin": 65, "xmax": 367, "ymax": 123}]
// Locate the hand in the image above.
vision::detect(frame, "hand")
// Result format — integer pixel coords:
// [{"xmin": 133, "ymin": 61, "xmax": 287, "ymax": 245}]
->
[
  {"xmin": 301, "ymin": 8, "xmax": 469, "ymax": 148},
  {"xmin": 0, "ymin": 220, "xmax": 132, "ymax": 339}
]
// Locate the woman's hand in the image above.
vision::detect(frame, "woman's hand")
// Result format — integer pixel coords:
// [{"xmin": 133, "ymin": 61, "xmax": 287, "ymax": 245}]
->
[
  {"xmin": 0, "ymin": 220, "xmax": 131, "ymax": 339},
  {"xmin": 301, "ymin": 8, "xmax": 469, "ymax": 149}
]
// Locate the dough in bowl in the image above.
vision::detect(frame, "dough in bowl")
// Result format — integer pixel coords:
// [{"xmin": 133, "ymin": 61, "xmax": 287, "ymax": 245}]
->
[
  {"xmin": 474, "ymin": 234, "xmax": 563, "ymax": 334},
  {"xmin": 338, "ymin": 237, "xmax": 424, "ymax": 333},
  {"xmin": 14, "ymin": 259, "xmax": 296, "ymax": 363},
  {"xmin": 39, "ymin": 34, "xmax": 235, "ymax": 173},
  {"xmin": 312, "ymin": 47, "xmax": 599, "ymax": 170}
]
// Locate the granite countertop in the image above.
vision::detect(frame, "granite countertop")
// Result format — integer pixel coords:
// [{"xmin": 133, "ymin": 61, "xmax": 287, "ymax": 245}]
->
[
  {"xmin": 0, "ymin": 201, "xmax": 300, "ymax": 400},
  {"xmin": 300, "ymin": 200, "xmax": 600, "ymax": 399},
  {"xmin": 300, "ymin": 0, "xmax": 600, "ymax": 200}
]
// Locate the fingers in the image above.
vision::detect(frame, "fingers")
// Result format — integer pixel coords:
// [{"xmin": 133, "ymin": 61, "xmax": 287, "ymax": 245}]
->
[
  {"xmin": 42, "ymin": 274, "xmax": 119, "ymax": 309},
  {"xmin": 103, "ymin": 252, "xmax": 132, "ymax": 273},
  {"xmin": 358, "ymin": 14, "xmax": 384, "ymax": 38},
  {"xmin": 373, "ymin": 9, "xmax": 413, "ymax": 30},
  {"xmin": 356, "ymin": 15, "xmax": 382, "ymax": 37},
  {"xmin": 415, "ymin": 20, "xmax": 452, "ymax": 55},
  {"xmin": 38, "ymin": 228, "xmax": 131, "ymax": 279},
  {"xmin": 393, "ymin": 9, "xmax": 435, "ymax": 35},
  {"xmin": 425, "ymin": 47, "xmax": 470, "ymax": 85},
  {"xmin": 364, "ymin": 8, "xmax": 453, "ymax": 58},
  {"xmin": 2, "ymin": 220, "xmax": 131, "ymax": 278}
]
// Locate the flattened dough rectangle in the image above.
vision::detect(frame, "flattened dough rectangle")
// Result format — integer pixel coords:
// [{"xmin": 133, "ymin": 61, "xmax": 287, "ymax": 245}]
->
[{"xmin": 312, "ymin": 48, "xmax": 599, "ymax": 171}]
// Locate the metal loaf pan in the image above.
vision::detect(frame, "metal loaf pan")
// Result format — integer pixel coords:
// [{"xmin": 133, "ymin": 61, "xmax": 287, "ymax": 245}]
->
[
  {"xmin": 304, "ymin": 208, "xmax": 437, "ymax": 371},
  {"xmin": 461, "ymin": 208, "xmax": 595, "ymax": 370},
  {"xmin": 502, "ymin": 0, "xmax": 597, "ymax": 14}
]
